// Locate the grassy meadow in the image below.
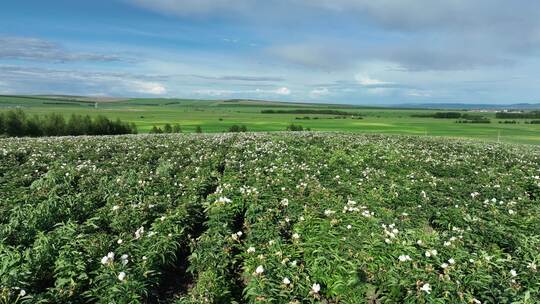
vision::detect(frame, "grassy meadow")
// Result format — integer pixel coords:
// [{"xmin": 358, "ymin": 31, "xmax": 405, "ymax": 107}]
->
[{"xmin": 0, "ymin": 95, "xmax": 539, "ymax": 144}]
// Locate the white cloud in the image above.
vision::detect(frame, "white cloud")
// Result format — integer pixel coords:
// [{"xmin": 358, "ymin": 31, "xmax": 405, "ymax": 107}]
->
[
  {"xmin": 366, "ymin": 87, "xmax": 394, "ymax": 95},
  {"xmin": 309, "ymin": 87, "xmax": 329, "ymax": 98},
  {"xmin": 130, "ymin": 81, "xmax": 167, "ymax": 95},
  {"xmin": 406, "ymin": 89, "xmax": 432, "ymax": 97},
  {"xmin": 355, "ymin": 73, "xmax": 392, "ymax": 86},
  {"xmin": 0, "ymin": 36, "xmax": 123, "ymax": 62},
  {"xmin": 193, "ymin": 87, "xmax": 290, "ymax": 97},
  {"xmin": 127, "ymin": 0, "xmax": 251, "ymax": 16},
  {"xmin": 193, "ymin": 89, "xmax": 236, "ymax": 96},
  {"xmin": 0, "ymin": 65, "xmax": 168, "ymax": 97},
  {"xmin": 275, "ymin": 87, "xmax": 291, "ymax": 95}
]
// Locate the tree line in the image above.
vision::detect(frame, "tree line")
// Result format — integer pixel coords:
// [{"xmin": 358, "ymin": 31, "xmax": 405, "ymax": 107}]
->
[
  {"xmin": 495, "ymin": 111, "xmax": 540, "ymax": 119},
  {"xmin": 412, "ymin": 112, "xmax": 465, "ymax": 119},
  {"xmin": 261, "ymin": 109, "xmax": 362, "ymax": 116},
  {"xmin": 148, "ymin": 123, "xmax": 311, "ymax": 133},
  {"xmin": 0, "ymin": 109, "xmax": 137, "ymax": 137}
]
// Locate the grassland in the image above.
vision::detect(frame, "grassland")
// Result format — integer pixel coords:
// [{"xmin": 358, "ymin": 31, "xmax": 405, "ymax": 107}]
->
[{"xmin": 1, "ymin": 95, "xmax": 539, "ymax": 144}]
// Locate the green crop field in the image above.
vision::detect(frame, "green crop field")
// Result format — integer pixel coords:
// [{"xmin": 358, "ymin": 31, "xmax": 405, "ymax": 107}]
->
[
  {"xmin": 1, "ymin": 133, "xmax": 539, "ymax": 303},
  {"xmin": 1, "ymin": 95, "xmax": 539, "ymax": 145}
]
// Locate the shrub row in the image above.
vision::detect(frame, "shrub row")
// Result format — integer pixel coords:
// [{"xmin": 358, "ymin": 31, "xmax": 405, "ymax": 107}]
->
[{"xmin": 0, "ymin": 109, "xmax": 136, "ymax": 137}]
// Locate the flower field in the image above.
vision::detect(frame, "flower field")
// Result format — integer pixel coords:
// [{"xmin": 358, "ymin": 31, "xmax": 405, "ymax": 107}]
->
[{"xmin": 1, "ymin": 133, "xmax": 539, "ymax": 303}]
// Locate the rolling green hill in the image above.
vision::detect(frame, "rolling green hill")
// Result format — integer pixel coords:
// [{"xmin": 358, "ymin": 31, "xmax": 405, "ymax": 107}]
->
[{"xmin": 1, "ymin": 95, "xmax": 539, "ymax": 144}]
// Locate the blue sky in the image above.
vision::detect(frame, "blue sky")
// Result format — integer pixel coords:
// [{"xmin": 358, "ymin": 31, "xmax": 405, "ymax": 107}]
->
[{"xmin": 1, "ymin": 0, "xmax": 539, "ymax": 104}]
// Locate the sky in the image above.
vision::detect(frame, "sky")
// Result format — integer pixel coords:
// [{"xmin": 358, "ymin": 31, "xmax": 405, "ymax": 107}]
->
[{"xmin": 0, "ymin": 0, "xmax": 539, "ymax": 105}]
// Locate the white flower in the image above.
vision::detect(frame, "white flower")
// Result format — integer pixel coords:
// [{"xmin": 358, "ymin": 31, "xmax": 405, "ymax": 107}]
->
[
  {"xmin": 510, "ymin": 269, "xmax": 517, "ymax": 277},
  {"xmin": 472, "ymin": 299, "xmax": 481, "ymax": 304},
  {"xmin": 425, "ymin": 249, "xmax": 437, "ymax": 257},
  {"xmin": 283, "ymin": 277, "xmax": 291, "ymax": 285},
  {"xmin": 324, "ymin": 209, "xmax": 335, "ymax": 216},
  {"xmin": 441, "ymin": 263, "xmax": 449, "ymax": 269},
  {"xmin": 112, "ymin": 205, "xmax": 120, "ymax": 211},
  {"xmin": 420, "ymin": 283, "xmax": 431, "ymax": 294},
  {"xmin": 362, "ymin": 210, "xmax": 373, "ymax": 217},
  {"xmin": 117, "ymin": 239, "xmax": 123, "ymax": 244},
  {"xmin": 385, "ymin": 238, "xmax": 392, "ymax": 244},
  {"xmin": 281, "ymin": 198, "xmax": 289, "ymax": 206},
  {"xmin": 346, "ymin": 224, "xmax": 352, "ymax": 230},
  {"xmin": 292, "ymin": 233, "xmax": 300, "ymax": 240},
  {"xmin": 215, "ymin": 197, "xmax": 232, "ymax": 204},
  {"xmin": 118, "ymin": 271, "xmax": 126, "ymax": 281},
  {"xmin": 416, "ymin": 240, "xmax": 423, "ymax": 245},
  {"xmin": 448, "ymin": 258, "xmax": 455, "ymax": 264},
  {"xmin": 527, "ymin": 262, "xmax": 537, "ymax": 271},
  {"xmin": 398, "ymin": 255, "xmax": 412, "ymax": 262},
  {"xmin": 134, "ymin": 226, "xmax": 144, "ymax": 239},
  {"xmin": 121, "ymin": 254, "xmax": 129, "ymax": 266},
  {"xmin": 101, "ymin": 252, "xmax": 115, "ymax": 265},
  {"xmin": 508, "ymin": 209, "xmax": 515, "ymax": 215},
  {"xmin": 19, "ymin": 289, "xmax": 26, "ymax": 297},
  {"xmin": 247, "ymin": 246, "xmax": 256, "ymax": 253},
  {"xmin": 255, "ymin": 265, "xmax": 264, "ymax": 275},
  {"xmin": 312, "ymin": 283, "xmax": 321, "ymax": 293}
]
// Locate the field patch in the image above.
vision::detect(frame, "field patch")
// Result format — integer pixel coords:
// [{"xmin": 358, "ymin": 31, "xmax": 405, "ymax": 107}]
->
[{"xmin": 0, "ymin": 133, "xmax": 539, "ymax": 303}]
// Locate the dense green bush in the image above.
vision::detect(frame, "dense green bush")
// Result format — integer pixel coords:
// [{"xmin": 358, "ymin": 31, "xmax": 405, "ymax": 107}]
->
[
  {"xmin": 496, "ymin": 111, "xmax": 540, "ymax": 119},
  {"xmin": 286, "ymin": 124, "xmax": 311, "ymax": 131},
  {"xmin": 228, "ymin": 124, "xmax": 247, "ymax": 132},
  {"xmin": 149, "ymin": 123, "xmax": 182, "ymax": 134},
  {"xmin": 412, "ymin": 112, "xmax": 462, "ymax": 119},
  {"xmin": 0, "ymin": 110, "xmax": 137, "ymax": 137}
]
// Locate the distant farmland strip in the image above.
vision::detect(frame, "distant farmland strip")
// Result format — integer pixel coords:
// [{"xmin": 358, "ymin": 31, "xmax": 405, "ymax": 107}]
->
[{"xmin": 261, "ymin": 109, "xmax": 362, "ymax": 116}]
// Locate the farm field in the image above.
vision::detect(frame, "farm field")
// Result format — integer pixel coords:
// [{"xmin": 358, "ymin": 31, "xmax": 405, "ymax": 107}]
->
[
  {"xmin": 1, "ymin": 133, "xmax": 539, "ymax": 303},
  {"xmin": 1, "ymin": 95, "xmax": 539, "ymax": 145}
]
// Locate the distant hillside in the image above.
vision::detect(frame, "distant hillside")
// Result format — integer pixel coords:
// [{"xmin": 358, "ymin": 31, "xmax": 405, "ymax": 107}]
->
[
  {"xmin": 393, "ymin": 103, "xmax": 540, "ymax": 110},
  {"xmin": 2, "ymin": 95, "xmax": 540, "ymax": 110}
]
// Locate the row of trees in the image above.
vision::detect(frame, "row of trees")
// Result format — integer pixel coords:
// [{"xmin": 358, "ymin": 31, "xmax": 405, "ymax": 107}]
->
[
  {"xmin": 0, "ymin": 109, "xmax": 137, "ymax": 137},
  {"xmin": 149, "ymin": 123, "xmax": 183, "ymax": 134},
  {"xmin": 261, "ymin": 109, "xmax": 362, "ymax": 117},
  {"xmin": 149, "ymin": 124, "xmax": 247, "ymax": 133},
  {"xmin": 495, "ymin": 111, "xmax": 540, "ymax": 119},
  {"xmin": 149, "ymin": 123, "xmax": 312, "ymax": 133},
  {"xmin": 412, "ymin": 112, "xmax": 462, "ymax": 118},
  {"xmin": 286, "ymin": 123, "xmax": 311, "ymax": 131}
]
